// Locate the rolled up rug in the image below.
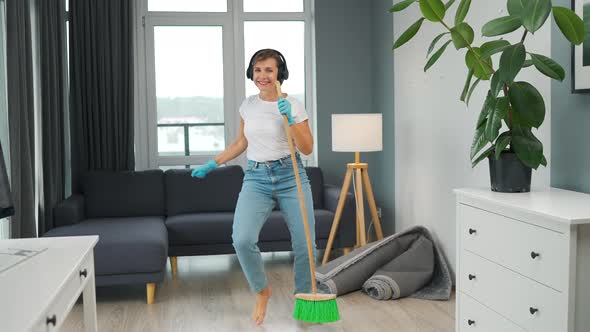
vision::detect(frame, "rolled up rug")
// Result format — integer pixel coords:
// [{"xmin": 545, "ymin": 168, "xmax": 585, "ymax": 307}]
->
[
  {"xmin": 315, "ymin": 225, "xmax": 452, "ymax": 301},
  {"xmin": 362, "ymin": 234, "xmax": 434, "ymax": 300}
]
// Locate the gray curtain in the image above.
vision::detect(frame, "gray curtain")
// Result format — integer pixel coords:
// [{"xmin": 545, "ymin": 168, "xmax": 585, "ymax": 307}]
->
[
  {"xmin": 39, "ymin": 0, "xmax": 66, "ymax": 234},
  {"xmin": 6, "ymin": 0, "xmax": 36, "ymax": 238},
  {"xmin": 0, "ymin": 141, "xmax": 14, "ymax": 219},
  {"xmin": 69, "ymin": 0, "xmax": 135, "ymax": 193}
]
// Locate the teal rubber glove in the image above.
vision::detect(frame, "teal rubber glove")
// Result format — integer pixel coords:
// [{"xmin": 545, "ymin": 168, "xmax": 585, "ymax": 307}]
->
[
  {"xmin": 278, "ymin": 97, "xmax": 294, "ymax": 126},
  {"xmin": 191, "ymin": 160, "xmax": 218, "ymax": 178}
]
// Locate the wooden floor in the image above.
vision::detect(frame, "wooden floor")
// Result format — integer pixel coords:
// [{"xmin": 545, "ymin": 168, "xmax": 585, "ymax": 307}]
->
[{"xmin": 62, "ymin": 252, "xmax": 455, "ymax": 332}]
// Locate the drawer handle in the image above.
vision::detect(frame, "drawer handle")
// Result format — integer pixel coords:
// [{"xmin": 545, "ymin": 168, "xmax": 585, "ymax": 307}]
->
[
  {"xmin": 529, "ymin": 307, "xmax": 539, "ymax": 315},
  {"xmin": 468, "ymin": 228, "xmax": 477, "ymax": 235},
  {"xmin": 80, "ymin": 268, "xmax": 88, "ymax": 278},
  {"xmin": 530, "ymin": 251, "xmax": 540, "ymax": 259},
  {"xmin": 468, "ymin": 274, "xmax": 476, "ymax": 280},
  {"xmin": 46, "ymin": 314, "xmax": 57, "ymax": 326},
  {"xmin": 467, "ymin": 319, "xmax": 475, "ymax": 326}
]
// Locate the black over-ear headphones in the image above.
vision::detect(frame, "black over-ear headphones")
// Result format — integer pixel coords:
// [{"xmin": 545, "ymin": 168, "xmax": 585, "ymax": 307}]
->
[{"xmin": 246, "ymin": 49, "xmax": 289, "ymax": 83}]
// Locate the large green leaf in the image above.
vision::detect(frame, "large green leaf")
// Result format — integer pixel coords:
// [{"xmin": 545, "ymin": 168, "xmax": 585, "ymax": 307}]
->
[
  {"xmin": 471, "ymin": 121, "xmax": 489, "ymax": 160},
  {"xmin": 482, "ymin": 16, "xmax": 522, "ymax": 37},
  {"xmin": 485, "ymin": 97, "xmax": 509, "ymax": 142},
  {"xmin": 494, "ymin": 134, "xmax": 512, "ymax": 160},
  {"xmin": 476, "ymin": 91, "xmax": 494, "ymax": 127},
  {"xmin": 507, "ymin": 0, "xmax": 530, "ymax": 17},
  {"xmin": 393, "ymin": 18, "xmax": 425, "ymax": 49},
  {"xmin": 451, "ymin": 22, "xmax": 475, "ymax": 49},
  {"xmin": 460, "ymin": 69, "xmax": 474, "ymax": 102},
  {"xmin": 508, "ymin": 81, "xmax": 545, "ymax": 128},
  {"xmin": 522, "ymin": 0, "xmax": 552, "ymax": 33},
  {"xmin": 553, "ymin": 7, "xmax": 585, "ymax": 45},
  {"xmin": 465, "ymin": 78, "xmax": 481, "ymax": 106},
  {"xmin": 511, "ymin": 126, "xmax": 544, "ymax": 169},
  {"xmin": 499, "ymin": 43, "xmax": 526, "ymax": 84},
  {"xmin": 471, "ymin": 145, "xmax": 495, "ymax": 167},
  {"xmin": 389, "ymin": 0, "xmax": 417, "ymax": 12},
  {"xmin": 523, "ymin": 59, "xmax": 534, "ymax": 67},
  {"xmin": 427, "ymin": 32, "xmax": 450, "ymax": 56},
  {"xmin": 530, "ymin": 53, "xmax": 565, "ymax": 81},
  {"xmin": 466, "ymin": 47, "xmax": 494, "ymax": 80},
  {"xmin": 479, "ymin": 39, "xmax": 511, "ymax": 60},
  {"xmin": 419, "ymin": 0, "xmax": 446, "ymax": 22},
  {"xmin": 425, "ymin": 40, "xmax": 452, "ymax": 71},
  {"xmin": 455, "ymin": 0, "xmax": 471, "ymax": 25},
  {"xmin": 490, "ymin": 71, "xmax": 503, "ymax": 97}
]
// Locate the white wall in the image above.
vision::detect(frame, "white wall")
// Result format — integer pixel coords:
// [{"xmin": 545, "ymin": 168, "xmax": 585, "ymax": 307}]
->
[{"xmin": 394, "ymin": 2, "xmax": 552, "ymax": 276}]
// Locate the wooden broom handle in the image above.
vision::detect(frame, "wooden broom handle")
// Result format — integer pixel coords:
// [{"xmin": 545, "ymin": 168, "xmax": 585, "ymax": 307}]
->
[{"xmin": 275, "ymin": 82, "xmax": 317, "ymax": 294}]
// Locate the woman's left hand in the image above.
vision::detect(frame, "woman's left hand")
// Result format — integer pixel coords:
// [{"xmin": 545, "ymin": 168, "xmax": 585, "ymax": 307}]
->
[{"xmin": 278, "ymin": 97, "xmax": 294, "ymax": 126}]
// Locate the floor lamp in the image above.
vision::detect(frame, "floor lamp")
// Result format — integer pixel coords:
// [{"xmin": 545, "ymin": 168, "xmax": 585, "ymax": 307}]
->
[{"xmin": 322, "ymin": 114, "xmax": 384, "ymax": 265}]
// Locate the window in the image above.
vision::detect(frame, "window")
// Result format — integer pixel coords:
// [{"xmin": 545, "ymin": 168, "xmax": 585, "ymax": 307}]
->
[
  {"xmin": 148, "ymin": 0, "xmax": 227, "ymax": 13},
  {"xmin": 243, "ymin": 0, "xmax": 303, "ymax": 13},
  {"xmin": 136, "ymin": 0, "xmax": 316, "ymax": 169},
  {"xmin": 153, "ymin": 26, "xmax": 225, "ymax": 157}
]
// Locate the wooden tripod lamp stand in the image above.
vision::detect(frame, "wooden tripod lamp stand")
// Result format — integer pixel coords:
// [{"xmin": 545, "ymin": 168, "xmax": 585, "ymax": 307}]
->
[{"xmin": 322, "ymin": 114, "xmax": 384, "ymax": 265}]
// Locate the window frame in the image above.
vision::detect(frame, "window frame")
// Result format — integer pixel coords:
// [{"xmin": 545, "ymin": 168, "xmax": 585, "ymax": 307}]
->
[{"xmin": 134, "ymin": 0, "xmax": 317, "ymax": 169}]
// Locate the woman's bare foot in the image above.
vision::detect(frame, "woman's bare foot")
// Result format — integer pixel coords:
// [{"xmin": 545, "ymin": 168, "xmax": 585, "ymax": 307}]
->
[{"xmin": 251, "ymin": 285, "xmax": 272, "ymax": 325}]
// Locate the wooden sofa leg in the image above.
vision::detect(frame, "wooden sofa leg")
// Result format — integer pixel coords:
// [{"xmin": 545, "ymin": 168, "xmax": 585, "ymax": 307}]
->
[
  {"xmin": 170, "ymin": 256, "xmax": 178, "ymax": 278},
  {"xmin": 147, "ymin": 283, "xmax": 156, "ymax": 304},
  {"xmin": 342, "ymin": 247, "xmax": 353, "ymax": 255}
]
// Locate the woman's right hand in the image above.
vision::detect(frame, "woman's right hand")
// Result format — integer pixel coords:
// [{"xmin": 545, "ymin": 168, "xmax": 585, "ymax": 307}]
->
[{"xmin": 191, "ymin": 160, "xmax": 218, "ymax": 178}]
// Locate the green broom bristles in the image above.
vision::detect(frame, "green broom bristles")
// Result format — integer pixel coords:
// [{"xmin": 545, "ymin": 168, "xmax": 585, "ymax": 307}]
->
[{"xmin": 293, "ymin": 297, "xmax": 340, "ymax": 323}]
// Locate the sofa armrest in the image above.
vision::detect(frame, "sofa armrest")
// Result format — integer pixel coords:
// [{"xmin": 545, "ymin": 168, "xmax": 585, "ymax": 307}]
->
[
  {"xmin": 53, "ymin": 194, "xmax": 85, "ymax": 227},
  {"xmin": 323, "ymin": 184, "xmax": 356, "ymax": 248}
]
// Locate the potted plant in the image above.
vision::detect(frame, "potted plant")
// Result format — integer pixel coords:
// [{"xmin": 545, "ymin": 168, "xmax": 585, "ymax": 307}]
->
[{"xmin": 390, "ymin": 0, "xmax": 587, "ymax": 192}]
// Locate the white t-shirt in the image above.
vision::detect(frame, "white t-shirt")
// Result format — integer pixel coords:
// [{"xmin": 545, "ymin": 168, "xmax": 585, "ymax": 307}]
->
[{"xmin": 239, "ymin": 94, "xmax": 309, "ymax": 162}]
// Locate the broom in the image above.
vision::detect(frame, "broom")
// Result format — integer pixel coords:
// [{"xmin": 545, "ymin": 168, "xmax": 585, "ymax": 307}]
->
[{"xmin": 275, "ymin": 82, "xmax": 340, "ymax": 323}]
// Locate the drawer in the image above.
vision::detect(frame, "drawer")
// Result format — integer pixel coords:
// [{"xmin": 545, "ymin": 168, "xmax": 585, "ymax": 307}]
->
[
  {"xmin": 459, "ymin": 204, "xmax": 568, "ymax": 291},
  {"xmin": 43, "ymin": 252, "xmax": 93, "ymax": 331},
  {"xmin": 31, "ymin": 316, "xmax": 50, "ymax": 332},
  {"xmin": 458, "ymin": 292, "xmax": 525, "ymax": 332},
  {"xmin": 459, "ymin": 250, "xmax": 567, "ymax": 332}
]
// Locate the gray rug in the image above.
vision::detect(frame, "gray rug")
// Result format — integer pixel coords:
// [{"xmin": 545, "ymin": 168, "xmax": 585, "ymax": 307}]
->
[{"xmin": 315, "ymin": 226, "xmax": 452, "ymax": 301}]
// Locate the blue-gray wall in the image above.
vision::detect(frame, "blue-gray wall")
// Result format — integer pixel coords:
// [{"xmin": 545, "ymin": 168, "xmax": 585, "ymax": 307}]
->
[
  {"xmin": 315, "ymin": 0, "xmax": 395, "ymax": 236},
  {"xmin": 551, "ymin": 0, "xmax": 590, "ymax": 193}
]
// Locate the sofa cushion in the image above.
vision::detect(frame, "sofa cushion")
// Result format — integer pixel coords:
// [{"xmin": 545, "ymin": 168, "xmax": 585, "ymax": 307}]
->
[
  {"xmin": 83, "ymin": 170, "xmax": 165, "ymax": 218},
  {"xmin": 259, "ymin": 210, "xmax": 334, "ymax": 241},
  {"xmin": 305, "ymin": 167, "xmax": 324, "ymax": 209},
  {"xmin": 166, "ymin": 212, "xmax": 234, "ymax": 246},
  {"xmin": 165, "ymin": 166, "xmax": 243, "ymax": 216},
  {"xmin": 44, "ymin": 217, "xmax": 168, "ymax": 275},
  {"xmin": 166, "ymin": 209, "xmax": 335, "ymax": 246}
]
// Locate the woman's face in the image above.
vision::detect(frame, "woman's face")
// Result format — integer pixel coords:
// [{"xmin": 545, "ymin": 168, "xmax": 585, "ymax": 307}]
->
[{"xmin": 252, "ymin": 57, "xmax": 279, "ymax": 93}]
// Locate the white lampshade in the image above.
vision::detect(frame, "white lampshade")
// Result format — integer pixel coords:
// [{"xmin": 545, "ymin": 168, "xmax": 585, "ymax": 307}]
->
[{"xmin": 332, "ymin": 113, "xmax": 383, "ymax": 152}]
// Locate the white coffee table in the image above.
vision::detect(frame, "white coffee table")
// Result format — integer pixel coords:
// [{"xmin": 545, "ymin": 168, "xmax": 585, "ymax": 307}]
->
[{"xmin": 0, "ymin": 235, "xmax": 99, "ymax": 331}]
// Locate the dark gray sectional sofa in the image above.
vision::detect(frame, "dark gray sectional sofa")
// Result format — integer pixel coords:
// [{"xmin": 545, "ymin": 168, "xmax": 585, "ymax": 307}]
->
[{"xmin": 44, "ymin": 165, "xmax": 356, "ymax": 303}]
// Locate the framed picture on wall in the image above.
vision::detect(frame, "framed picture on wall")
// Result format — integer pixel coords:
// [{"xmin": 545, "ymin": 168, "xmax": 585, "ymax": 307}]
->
[{"xmin": 572, "ymin": 0, "xmax": 590, "ymax": 93}]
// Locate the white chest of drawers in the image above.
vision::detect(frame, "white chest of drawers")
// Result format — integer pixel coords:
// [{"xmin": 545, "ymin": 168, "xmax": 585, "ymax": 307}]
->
[
  {"xmin": 455, "ymin": 188, "xmax": 590, "ymax": 332},
  {"xmin": 0, "ymin": 236, "xmax": 99, "ymax": 332}
]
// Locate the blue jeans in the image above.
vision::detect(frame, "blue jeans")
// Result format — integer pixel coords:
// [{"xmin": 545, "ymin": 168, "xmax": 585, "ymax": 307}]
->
[{"xmin": 232, "ymin": 154, "xmax": 317, "ymax": 294}]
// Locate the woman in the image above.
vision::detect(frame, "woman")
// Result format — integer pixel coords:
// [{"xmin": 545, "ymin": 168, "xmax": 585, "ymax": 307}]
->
[{"xmin": 191, "ymin": 49, "xmax": 316, "ymax": 325}]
